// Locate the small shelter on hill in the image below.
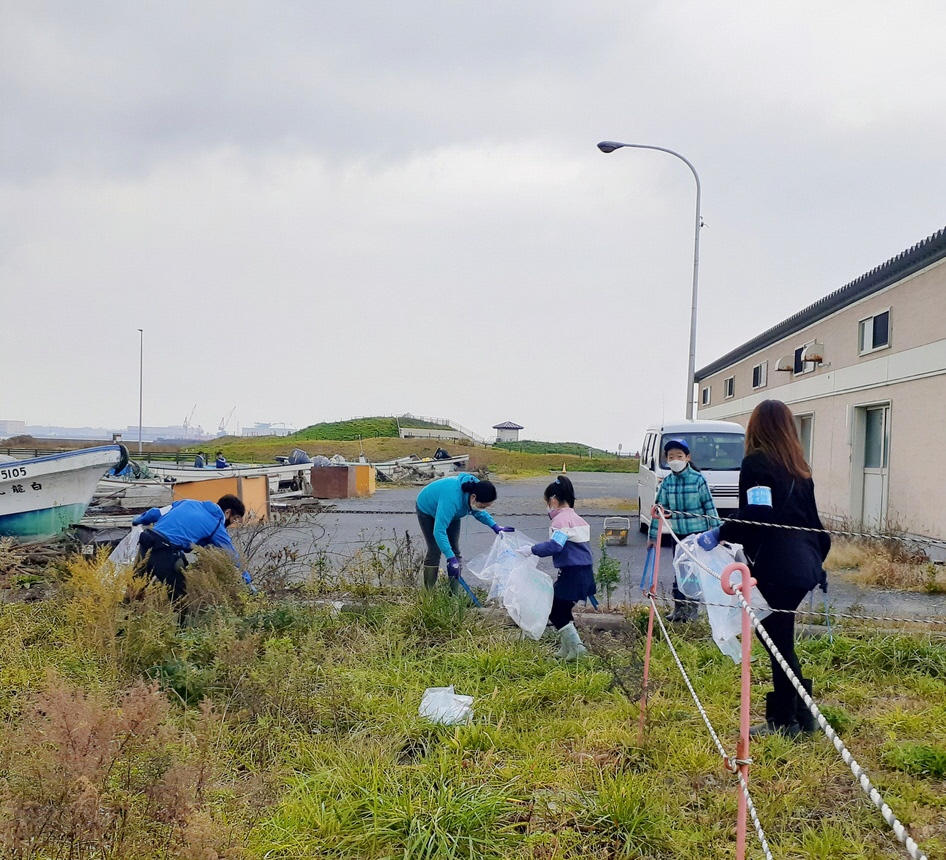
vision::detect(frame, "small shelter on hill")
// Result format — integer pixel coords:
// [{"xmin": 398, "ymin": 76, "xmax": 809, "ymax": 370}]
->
[{"xmin": 492, "ymin": 421, "xmax": 524, "ymax": 443}]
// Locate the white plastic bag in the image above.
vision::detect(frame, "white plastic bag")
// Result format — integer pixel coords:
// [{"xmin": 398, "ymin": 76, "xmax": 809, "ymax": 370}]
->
[
  {"xmin": 465, "ymin": 531, "xmax": 535, "ymax": 600},
  {"xmin": 108, "ymin": 525, "xmax": 143, "ymax": 566},
  {"xmin": 502, "ymin": 561, "xmax": 555, "ymax": 640},
  {"xmin": 673, "ymin": 534, "xmax": 771, "ymax": 662},
  {"xmin": 419, "ymin": 686, "xmax": 474, "ymax": 725}
]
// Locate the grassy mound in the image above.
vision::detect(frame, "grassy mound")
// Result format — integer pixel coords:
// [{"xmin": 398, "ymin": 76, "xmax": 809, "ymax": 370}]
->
[{"xmin": 293, "ymin": 417, "xmax": 400, "ymax": 441}]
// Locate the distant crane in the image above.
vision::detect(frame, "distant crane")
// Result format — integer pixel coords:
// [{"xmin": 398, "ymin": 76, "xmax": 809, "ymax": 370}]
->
[
  {"xmin": 218, "ymin": 407, "xmax": 237, "ymax": 436},
  {"xmin": 182, "ymin": 404, "xmax": 197, "ymax": 433}
]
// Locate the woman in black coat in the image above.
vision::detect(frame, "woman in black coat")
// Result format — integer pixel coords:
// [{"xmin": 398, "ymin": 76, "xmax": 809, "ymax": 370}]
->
[{"xmin": 712, "ymin": 400, "xmax": 830, "ymax": 737}]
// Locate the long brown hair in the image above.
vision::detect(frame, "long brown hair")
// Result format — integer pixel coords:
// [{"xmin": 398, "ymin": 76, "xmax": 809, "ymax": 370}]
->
[{"xmin": 744, "ymin": 400, "xmax": 811, "ymax": 480}]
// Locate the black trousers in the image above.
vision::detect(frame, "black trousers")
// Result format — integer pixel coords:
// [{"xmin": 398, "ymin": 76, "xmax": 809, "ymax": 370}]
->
[
  {"xmin": 416, "ymin": 510, "xmax": 461, "ymax": 567},
  {"xmin": 137, "ymin": 529, "xmax": 189, "ymax": 602},
  {"xmin": 756, "ymin": 582, "xmax": 810, "ymax": 721},
  {"xmin": 549, "ymin": 599, "xmax": 576, "ymax": 630}
]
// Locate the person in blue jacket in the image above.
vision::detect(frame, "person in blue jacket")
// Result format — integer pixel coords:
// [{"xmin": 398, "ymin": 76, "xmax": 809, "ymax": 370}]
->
[
  {"xmin": 134, "ymin": 494, "xmax": 248, "ymax": 602},
  {"xmin": 215, "ymin": 451, "xmax": 228, "ymax": 469},
  {"xmin": 415, "ymin": 473, "xmax": 513, "ymax": 593}
]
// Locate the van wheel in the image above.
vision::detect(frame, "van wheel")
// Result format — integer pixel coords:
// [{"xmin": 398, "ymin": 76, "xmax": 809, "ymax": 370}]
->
[{"xmin": 638, "ymin": 500, "xmax": 647, "ymax": 533}]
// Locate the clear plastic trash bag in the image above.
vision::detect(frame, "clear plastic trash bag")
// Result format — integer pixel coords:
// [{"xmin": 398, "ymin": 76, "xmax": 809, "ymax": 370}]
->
[
  {"xmin": 465, "ymin": 530, "xmax": 535, "ymax": 600},
  {"xmin": 419, "ymin": 685, "xmax": 474, "ymax": 725},
  {"xmin": 108, "ymin": 525, "xmax": 143, "ymax": 566},
  {"xmin": 502, "ymin": 562, "xmax": 554, "ymax": 640},
  {"xmin": 673, "ymin": 534, "xmax": 772, "ymax": 662}
]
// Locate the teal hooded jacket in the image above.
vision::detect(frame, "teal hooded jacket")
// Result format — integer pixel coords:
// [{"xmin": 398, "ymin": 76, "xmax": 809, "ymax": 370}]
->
[{"xmin": 415, "ymin": 473, "xmax": 497, "ymax": 558}]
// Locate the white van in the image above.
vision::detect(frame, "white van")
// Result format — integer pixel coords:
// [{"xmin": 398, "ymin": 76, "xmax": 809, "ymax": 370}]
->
[{"xmin": 638, "ymin": 419, "xmax": 746, "ymax": 533}]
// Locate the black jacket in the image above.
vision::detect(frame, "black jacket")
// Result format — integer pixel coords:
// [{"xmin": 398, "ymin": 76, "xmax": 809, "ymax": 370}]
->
[{"xmin": 718, "ymin": 451, "xmax": 830, "ymax": 593}]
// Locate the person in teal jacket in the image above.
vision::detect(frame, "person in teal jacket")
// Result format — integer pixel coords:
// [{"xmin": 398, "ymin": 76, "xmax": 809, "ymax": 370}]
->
[{"xmin": 415, "ymin": 473, "xmax": 513, "ymax": 592}]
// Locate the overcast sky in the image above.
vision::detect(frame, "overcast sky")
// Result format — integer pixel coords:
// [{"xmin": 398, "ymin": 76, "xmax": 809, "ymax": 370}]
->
[{"xmin": 3, "ymin": 2, "xmax": 946, "ymax": 450}]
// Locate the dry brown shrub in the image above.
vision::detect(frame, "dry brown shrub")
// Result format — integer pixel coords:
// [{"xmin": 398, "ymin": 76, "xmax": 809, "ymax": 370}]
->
[
  {"xmin": 824, "ymin": 538, "xmax": 870, "ymax": 571},
  {"xmin": 0, "ymin": 674, "xmax": 248, "ymax": 859},
  {"xmin": 183, "ymin": 547, "xmax": 247, "ymax": 615}
]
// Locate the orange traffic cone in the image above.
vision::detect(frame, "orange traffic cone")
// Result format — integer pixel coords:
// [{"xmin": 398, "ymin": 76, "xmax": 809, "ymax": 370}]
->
[{"xmin": 562, "ymin": 462, "xmax": 567, "ymax": 473}]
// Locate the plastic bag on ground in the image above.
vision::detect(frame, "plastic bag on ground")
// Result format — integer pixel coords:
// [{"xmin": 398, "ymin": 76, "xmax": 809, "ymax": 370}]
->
[
  {"xmin": 419, "ymin": 685, "xmax": 474, "ymax": 725},
  {"xmin": 108, "ymin": 525, "xmax": 143, "ymax": 566},
  {"xmin": 673, "ymin": 534, "xmax": 771, "ymax": 662},
  {"xmin": 465, "ymin": 531, "xmax": 535, "ymax": 600},
  {"xmin": 502, "ymin": 561, "xmax": 555, "ymax": 640}
]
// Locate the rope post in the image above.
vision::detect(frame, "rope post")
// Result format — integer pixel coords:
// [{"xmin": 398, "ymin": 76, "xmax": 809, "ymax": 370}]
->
[
  {"xmin": 638, "ymin": 505, "xmax": 664, "ymax": 745},
  {"xmin": 721, "ymin": 561, "xmax": 757, "ymax": 860}
]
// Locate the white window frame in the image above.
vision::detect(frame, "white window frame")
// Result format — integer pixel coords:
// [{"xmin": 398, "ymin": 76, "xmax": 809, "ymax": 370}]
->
[
  {"xmin": 793, "ymin": 341, "xmax": 817, "ymax": 375},
  {"xmin": 795, "ymin": 412, "xmax": 814, "ymax": 466},
  {"xmin": 752, "ymin": 361, "xmax": 768, "ymax": 390},
  {"xmin": 858, "ymin": 308, "xmax": 891, "ymax": 355},
  {"xmin": 723, "ymin": 376, "xmax": 735, "ymax": 399},
  {"xmin": 701, "ymin": 386, "xmax": 711, "ymax": 405}
]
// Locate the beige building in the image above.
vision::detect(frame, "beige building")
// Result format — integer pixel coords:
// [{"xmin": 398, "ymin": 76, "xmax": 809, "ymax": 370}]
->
[{"xmin": 695, "ymin": 226, "xmax": 946, "ymax": 539}]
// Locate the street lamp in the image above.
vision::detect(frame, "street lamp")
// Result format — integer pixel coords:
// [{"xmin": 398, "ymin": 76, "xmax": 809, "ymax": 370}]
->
[
  {"xmin": 137, "ymin": 328, "xmax": 144, "ymax": 455},
  {"xmin": 597, "ymin": 140, "xmax": 703, "ymax": 419}
]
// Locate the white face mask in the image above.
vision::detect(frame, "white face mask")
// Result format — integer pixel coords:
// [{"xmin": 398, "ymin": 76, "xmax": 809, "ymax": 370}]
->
[{"xmin": 667, "ymin": 459, "xmax": 688, "ymax": 474}]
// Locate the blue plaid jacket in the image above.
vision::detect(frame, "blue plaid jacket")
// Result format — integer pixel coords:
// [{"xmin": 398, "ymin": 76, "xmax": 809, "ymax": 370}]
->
[{"xmin": 648, "ymin": 466, "xmax": 720, "ymax": 541}]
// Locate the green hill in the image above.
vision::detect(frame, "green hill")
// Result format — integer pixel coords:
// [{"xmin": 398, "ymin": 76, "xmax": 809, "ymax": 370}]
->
[{"xmin": 293, "ymin": 418, "xmax": 399, "ymax": 441}]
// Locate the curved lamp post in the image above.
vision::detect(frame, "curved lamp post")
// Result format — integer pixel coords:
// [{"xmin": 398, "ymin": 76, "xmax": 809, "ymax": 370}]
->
[{"xmin": 597, "ymin": 141, "xmax": 702, "ymax": 419}]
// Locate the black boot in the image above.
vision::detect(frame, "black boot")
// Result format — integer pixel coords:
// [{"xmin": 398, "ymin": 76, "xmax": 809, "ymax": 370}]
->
[
  {"xmin": 750, "ymin": 692, "xmax": 801, "ymax": 739},
  {"xmin": 795, "ymin": 679, "xmax": 816, "ymax": 734},
  {"xmin": 666, "ymin": 599, "xmax": 697, "ymax": 623},
  {"xmin": 422, "ymin": 565, "xmax": 439, "ymax": 590}
]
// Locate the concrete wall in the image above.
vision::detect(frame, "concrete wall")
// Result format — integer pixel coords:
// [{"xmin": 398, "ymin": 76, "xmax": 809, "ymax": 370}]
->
[{"xmin": 695, "ymin": 257, "xmax": 946, "ymax": 537}]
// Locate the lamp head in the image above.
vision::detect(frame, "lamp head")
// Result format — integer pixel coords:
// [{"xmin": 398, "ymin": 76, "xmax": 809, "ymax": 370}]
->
[{"xmin": 597, "ymin": 141, "xmax": 625, "ymax": 153}]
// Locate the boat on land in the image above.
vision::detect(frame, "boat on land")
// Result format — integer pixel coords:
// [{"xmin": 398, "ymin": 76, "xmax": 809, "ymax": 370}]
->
[
  {"xmin": 142, "ymin": 460, "xmax": 313, "ymax": 494},
  {"xmin": 0, "ymin": 445, "xmax": 128, "ymax": 540},
  {"xmin": 371, "ymin": 454, "xmax": 470, "ymax": 481}
]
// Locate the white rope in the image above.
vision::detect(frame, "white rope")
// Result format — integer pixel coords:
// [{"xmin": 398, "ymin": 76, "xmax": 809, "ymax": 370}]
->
[
  {"xmin": 649, "ymin": 593, "xmax": 774, "ymax": 860},
  {"xmin": 658, "ymin": 508, "xmax": 930, "ymax": 860}
]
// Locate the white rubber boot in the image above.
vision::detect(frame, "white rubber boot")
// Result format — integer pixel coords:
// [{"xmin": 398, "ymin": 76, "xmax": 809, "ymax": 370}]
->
[{"xmin": 557, "ymin": 622, "xmax": 588, "ymax": 661}]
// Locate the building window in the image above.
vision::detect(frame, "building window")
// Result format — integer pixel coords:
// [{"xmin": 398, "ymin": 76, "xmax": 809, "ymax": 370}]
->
[
  {"xmin": 723, "ymin": 376, "xmax": 735, "ymax": 399},
  {"xmin": 793, "ymin": 342, "xmax": 816, "ymax": 375},
  {"xmin": 752, "ymin": 361, "xmax": 768, "ymax": 389},
  {"xmin": 701, "ymin": 386, "xmax": 711, "ymax": 405},
  {"xmin": 795, "ymin": 413, "xmax": 813, "ymax": 465},
  {"xmin": 859, "ymin": 310, "xmax": 890, "ymax": 354}
]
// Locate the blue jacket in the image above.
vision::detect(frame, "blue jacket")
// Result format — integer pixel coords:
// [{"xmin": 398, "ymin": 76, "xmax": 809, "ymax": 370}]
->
[
  {"xmin": 415, "ymin": 473, "xmax": 497, "ymax": 558},
  {"xmin": 133, "ymin": 500, "xmax": 240, "ymax": 564}
]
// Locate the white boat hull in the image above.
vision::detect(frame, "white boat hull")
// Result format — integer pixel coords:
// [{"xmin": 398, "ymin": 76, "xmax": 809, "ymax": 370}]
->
[
  {"xmin": 0, "ymin": 446, "xmax": 127, "ymax": 541},
  {"xmin": 144, "ymin": 461, "xmax": 311, "ymax": 493}
]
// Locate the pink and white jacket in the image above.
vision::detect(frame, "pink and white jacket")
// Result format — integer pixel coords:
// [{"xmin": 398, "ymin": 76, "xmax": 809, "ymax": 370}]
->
[{"xmin": 531, "ymin": 507, "xmax": 594, "ymax": 568}]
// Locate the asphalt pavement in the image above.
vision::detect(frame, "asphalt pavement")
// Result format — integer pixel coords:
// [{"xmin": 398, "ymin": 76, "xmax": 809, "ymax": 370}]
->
[{"xmin": 303, "ymin": 472, "xmax": 946, "ymax": 619}]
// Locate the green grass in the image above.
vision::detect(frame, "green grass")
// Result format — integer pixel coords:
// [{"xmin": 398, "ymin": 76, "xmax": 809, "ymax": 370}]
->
[
  {"xmin": 6, "ymin": 552, "xmax": 944, "ymax": 858},
  {"xmin": 494, "ymin": 440, "xmax": 613, "ymax": 457},
  {"xmin": 293, "ymin": 417, "xmax": 401, "ymax": 440}
]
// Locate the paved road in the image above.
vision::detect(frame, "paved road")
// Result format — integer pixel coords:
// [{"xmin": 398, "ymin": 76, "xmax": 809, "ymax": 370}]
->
[{"xmin": 303, "ymin": 472, "xmax": 946, "ymax": 619}]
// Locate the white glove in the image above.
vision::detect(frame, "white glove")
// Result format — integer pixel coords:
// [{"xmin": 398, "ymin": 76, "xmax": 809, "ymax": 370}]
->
[{"xmin": 514, "ymin": 545, "xmax": 534, "ymax": 558}]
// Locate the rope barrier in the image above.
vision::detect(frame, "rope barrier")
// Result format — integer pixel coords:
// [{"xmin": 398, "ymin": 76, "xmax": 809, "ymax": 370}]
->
[
  {"xmin": 320, "ymin": 505, "xmax": 946, "ymax": 551},
  {"xmin": 658, "ymin": 507, "xmax": 931, "ymax": 860},
  {"xmin": 657, "ymin": 507, "xmax": 946, "ymax": 550},
  {"xmin": 649, "ymin": 592, "xmax": 774, "ymax": 860}
]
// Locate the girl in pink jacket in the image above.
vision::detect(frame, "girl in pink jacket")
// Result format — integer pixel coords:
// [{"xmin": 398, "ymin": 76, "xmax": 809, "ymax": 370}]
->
[{"xmin": 515, "ymin": 476, "xmax": 596, "ymax": 660}]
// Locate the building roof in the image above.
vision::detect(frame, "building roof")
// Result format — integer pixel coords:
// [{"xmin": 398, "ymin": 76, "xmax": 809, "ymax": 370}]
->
[
  {"xmin": 492, "ymin": 421, "xmax": 524, "ymax": 430},
  {"xmin": 695, "ymin": 224, "xmax": 946, "ymax": 381}
]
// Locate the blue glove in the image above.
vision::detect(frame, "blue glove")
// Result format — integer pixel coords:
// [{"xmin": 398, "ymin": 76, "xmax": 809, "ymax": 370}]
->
[
  {"xmin": 242, "ymin": 571, "xmax": 258, "ymax": 594},
  {"xmin": 697, "ymin": 528, "xmax": 721, "ymax": 551},
  {"xmin": 491, "ymin": 524, "xmax": 515, "ymax": 534},
  {"xmin": 446, "ymin": 557, "xmax": 461, "ymax": 578}
]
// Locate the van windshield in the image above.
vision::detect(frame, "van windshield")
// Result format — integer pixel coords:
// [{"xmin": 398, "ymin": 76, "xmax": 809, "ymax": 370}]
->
[{"xmin": 659, "ymin": 432, "xmax": 745, "ymax": 471}]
